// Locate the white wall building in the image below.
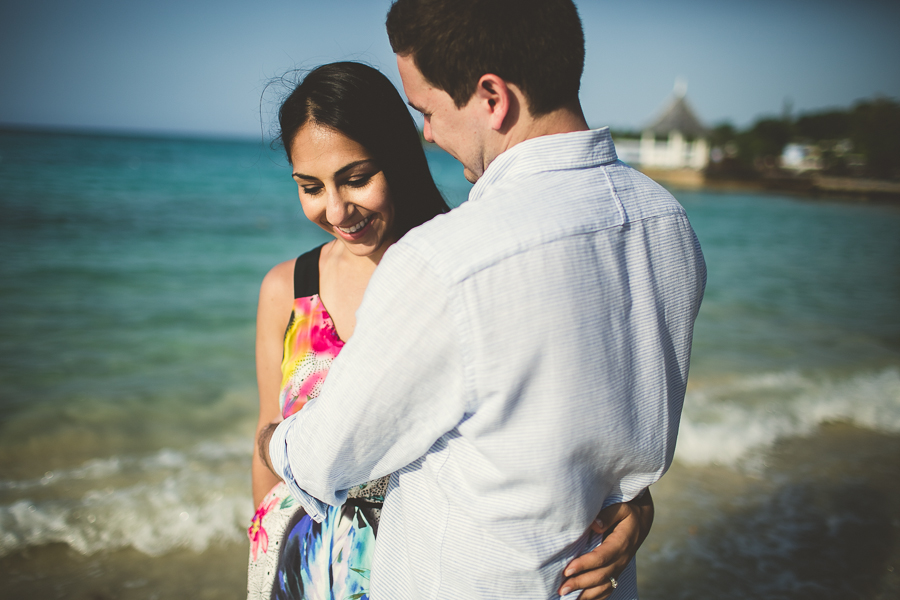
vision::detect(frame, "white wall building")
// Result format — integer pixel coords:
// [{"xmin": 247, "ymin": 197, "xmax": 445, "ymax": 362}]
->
[{"xmin": 615, "ymin": 84, "xmax": 709, "ymax": 171}]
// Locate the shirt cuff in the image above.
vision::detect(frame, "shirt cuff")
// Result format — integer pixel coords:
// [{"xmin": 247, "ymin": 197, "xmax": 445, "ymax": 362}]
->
[{"xmin": 268, "ymin": 415, "xmax": 332, "ymax": 523}]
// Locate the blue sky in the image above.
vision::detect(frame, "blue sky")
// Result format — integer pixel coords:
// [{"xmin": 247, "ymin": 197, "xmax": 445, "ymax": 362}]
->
[{"xmin": 1, "ymin": 0, "xmax": 898, "ymax": 138}]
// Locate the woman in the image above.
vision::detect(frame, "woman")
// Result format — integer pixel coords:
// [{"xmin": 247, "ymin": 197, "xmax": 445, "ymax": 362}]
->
[
  {"xmin": 248, "ymin": 62, "xmax": 652, "ymax": 600},
  {"xmin": 247, "ymin": 61, "xmax": 448, "ymax": 600}
]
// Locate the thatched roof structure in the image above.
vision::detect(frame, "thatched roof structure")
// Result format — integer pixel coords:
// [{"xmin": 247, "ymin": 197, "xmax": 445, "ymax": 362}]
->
[{"xmin": 644, "ymin": 94, "xmax": 707, "ymax": 138}]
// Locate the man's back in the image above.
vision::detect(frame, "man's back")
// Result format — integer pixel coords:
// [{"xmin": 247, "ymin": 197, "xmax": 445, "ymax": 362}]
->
[{"xmin": 363, "ymin": 128, "xmax": 706, "ymax": 598}]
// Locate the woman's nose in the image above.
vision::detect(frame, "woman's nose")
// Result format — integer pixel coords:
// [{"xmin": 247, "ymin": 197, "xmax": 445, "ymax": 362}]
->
[{"xmin": 325, "ymin": 190, "xmax": 352, "ymax": 225}]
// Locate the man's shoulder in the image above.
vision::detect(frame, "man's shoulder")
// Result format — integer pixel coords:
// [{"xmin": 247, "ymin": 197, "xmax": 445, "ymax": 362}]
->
[
  {"xmin": 392, "ymin": 199, "xmax": 500, "ymax": 285},
  {"xmin": 400, "ymin": 159, "xmax": 684, "ymax": 278}
]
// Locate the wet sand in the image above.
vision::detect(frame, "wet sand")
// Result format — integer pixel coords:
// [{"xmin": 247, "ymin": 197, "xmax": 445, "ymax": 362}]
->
[
  {"xmin": 642, "ymin": 423, "xmax": 900, "ymax": 599},
  {"xmin": 1, "ymin": 542, "xmax": 248, "ymax": 600}
]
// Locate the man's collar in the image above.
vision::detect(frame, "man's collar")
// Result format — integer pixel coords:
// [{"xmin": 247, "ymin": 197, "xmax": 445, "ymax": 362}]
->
[{"xmin": 469, "ymin": 128, "xmax": 618, "ymax": 203}]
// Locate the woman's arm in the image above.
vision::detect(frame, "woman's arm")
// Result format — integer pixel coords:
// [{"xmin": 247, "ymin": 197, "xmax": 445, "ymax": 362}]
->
[
  {"xmin": 558, "ymin": 490, "xmax": 655, "ymax": 599},
  {"xmin": 252, "ymin": 259, "xmax": 295, "ymax": 508}
]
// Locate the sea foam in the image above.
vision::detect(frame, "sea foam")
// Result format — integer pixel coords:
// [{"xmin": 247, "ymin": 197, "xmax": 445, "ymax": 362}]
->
[
  {"xmin": 675, "ymin": 368, "xmax": 900, "ymax": 466},
  {"xmin": 0, "ymin": 440, "xmax": 253, "ymax": 557}
]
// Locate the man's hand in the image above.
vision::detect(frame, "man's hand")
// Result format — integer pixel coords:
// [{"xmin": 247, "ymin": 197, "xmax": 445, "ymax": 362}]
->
[
  {"xmin": 257, "ymin": 419, "xmax": 282, "ymax": 476},
  {"xmin": 558, "ymin": 490, "xmax": 655, "ymax": 599}
]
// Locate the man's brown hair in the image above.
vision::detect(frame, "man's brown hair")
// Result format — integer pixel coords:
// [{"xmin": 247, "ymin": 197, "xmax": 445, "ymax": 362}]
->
[{"xmin": 386, "ymin": 0, "xmax": 584, "ymax": 116}]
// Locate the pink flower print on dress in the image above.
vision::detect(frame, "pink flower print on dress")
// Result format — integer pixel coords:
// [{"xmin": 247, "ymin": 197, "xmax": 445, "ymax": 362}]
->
[
  {"xmin": 282, "ymin": 368, "xmax": 326, "ymax": 418},
  {"xmin": 279, "ymin": 295, "xmax": 344, "ymax": 418},
  {"xmin": 282, "ymin": 371, "xmax": 325, "ymax": 417},
  {"xmin": 248, "ymin": 495, "xmax": 278, "ymax": 561},
  {"xmin": 309, "ymin": 308, "xmax": 343, "ymax": 354}
]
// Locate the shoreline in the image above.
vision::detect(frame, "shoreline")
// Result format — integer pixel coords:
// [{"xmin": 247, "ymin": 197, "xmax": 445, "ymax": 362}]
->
[
  {"xmin": 640, "ymin": 167, "xmax": 900, "ymax": 203},
  {"xmin": 3, "ymin": 423, "xmax": 898, "ymax": 600}
]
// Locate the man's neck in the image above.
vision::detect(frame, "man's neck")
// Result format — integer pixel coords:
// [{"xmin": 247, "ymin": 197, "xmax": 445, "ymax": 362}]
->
[{"xmin": 495, "ymin": 101, "xmax": 589, "ymax": 157}]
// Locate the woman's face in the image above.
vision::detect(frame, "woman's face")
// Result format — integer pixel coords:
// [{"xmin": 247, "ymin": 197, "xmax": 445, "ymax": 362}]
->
[{"xmin": 290, "ymin": 123, "xmax": 395, "ymax": 259}]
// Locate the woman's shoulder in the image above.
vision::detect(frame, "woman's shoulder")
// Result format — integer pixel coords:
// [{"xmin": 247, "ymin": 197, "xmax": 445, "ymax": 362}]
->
[
  {"xmin": 259, "ymin": 259, "xmax": 295, "ymax": 306},
  {"xmin": 260, "ymin": 242, "xmax": 327, "ymax": 303}
]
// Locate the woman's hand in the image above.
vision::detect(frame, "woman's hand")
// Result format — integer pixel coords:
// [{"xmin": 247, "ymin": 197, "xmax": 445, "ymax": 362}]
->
[{"xmin": 558, "ymin": 490, "xmax": 654, "ymax": 599}]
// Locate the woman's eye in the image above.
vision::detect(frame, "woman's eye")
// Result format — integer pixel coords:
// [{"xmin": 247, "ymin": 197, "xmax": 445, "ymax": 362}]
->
[
  {"xmin": 347, "ymin": 174, "xmax": 373, "ymax": 188},
  {"xmin": 301, "ymin": 185, "xmax": 323, "ymax": 196}
]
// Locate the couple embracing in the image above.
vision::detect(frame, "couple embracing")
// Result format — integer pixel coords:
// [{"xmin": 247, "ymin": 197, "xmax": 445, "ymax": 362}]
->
[{"xmin": 249, "ymin": 1, "xmax": 706, "ymax": 599}]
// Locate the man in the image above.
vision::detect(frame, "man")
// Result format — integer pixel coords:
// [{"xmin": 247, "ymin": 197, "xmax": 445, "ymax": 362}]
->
[{"xmin": 264, "ymin": 0, "xmax": 706, "ymax": 597}]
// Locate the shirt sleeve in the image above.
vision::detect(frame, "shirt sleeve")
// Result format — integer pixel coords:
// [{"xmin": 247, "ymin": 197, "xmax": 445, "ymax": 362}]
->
[{"xmin": 268, "ymin": 241, "xmax": 467, "ymax": 521}]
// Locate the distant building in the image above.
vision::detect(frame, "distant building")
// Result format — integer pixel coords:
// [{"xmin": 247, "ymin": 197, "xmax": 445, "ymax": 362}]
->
[
  {"xmin": 615, "ymin": 81, "xmax": 709, "ymax": 171},
  {"xmin": 781, "ymin": 143, "xmax": 822, "ymax": 172}
]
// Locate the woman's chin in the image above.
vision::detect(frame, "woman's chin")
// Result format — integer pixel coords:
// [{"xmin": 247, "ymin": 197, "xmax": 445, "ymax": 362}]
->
[{"xmin": 334, "ymin": 236, "xmax": 389, "ymax": 260}]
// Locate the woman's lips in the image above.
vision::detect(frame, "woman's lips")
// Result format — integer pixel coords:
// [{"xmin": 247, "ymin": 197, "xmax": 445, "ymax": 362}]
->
[{"xmin": 334, "ymin": 214, "xmax": 373, "ymax": 239}]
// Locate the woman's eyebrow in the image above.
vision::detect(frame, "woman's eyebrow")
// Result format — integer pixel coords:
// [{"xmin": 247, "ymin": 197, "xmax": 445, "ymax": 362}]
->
[
  {"xmin": 292, "ymin": 159, "xmax": 375, "ymax": 180},
  {"xmin": 334, "ymin": 159, "xmax": 376, "ymax": 177},
  {"xmin": 292, "ymin": 172, "xmax": 318, "ymax": 181}
]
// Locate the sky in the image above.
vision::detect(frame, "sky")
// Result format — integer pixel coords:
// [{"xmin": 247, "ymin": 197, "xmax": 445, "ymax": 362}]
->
[{"xmin": 1, "ymin": 0, "xmax": 898, "ymax": 138}]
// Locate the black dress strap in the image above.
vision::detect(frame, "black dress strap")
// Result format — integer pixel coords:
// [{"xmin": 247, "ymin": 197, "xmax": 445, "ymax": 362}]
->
[{"xmin": 293, "ymin": 244, "xmax": 323, "ymax": 299}]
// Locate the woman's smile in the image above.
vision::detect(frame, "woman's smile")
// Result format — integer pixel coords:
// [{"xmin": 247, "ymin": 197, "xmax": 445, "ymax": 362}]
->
[{"xmin": 335, "ymin": 214, "xmax": 373, "ymax": 237}]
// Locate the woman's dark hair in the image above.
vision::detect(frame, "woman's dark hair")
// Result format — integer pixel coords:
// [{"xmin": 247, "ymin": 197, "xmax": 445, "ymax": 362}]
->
[{"xmin": 277, "ymin": 61, "xmax": 449, "ymax": 238}]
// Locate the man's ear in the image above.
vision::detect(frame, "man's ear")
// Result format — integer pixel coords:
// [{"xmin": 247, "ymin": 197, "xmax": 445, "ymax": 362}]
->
[{"xmin": 474, "ymin": 74, "xmax": 513, "ymax": 132}]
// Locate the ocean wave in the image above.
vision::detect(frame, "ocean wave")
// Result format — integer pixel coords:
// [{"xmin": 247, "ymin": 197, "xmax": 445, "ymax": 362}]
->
[
  {"xmin": 3, "ymin": 369, "xmax": 899, "ymax": 556},
  {"xmin": 675, "ymin": 368, "xmax": 900, "ymax": 466},
  {"xmin": 0, "ymin": 440, "xmax": 253, "ymax": 557},
  {"xmin": 0, "ymin": 439, "xmax": 251, "ymax": 492}
]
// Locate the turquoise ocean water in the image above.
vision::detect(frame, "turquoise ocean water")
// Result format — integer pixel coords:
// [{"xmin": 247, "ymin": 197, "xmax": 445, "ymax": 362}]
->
[{"xmin": 1, "ymin": 129, "xmax": 898, "ymax": 598}]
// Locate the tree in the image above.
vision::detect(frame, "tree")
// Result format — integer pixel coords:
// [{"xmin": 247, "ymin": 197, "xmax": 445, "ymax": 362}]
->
[
  {"xmin": 851, "ymin": 98, "xmax": 900, "ymax": 179},
  {"xmin": 795, "ymin": 110, "xmax": 851, "ymax": 141}
]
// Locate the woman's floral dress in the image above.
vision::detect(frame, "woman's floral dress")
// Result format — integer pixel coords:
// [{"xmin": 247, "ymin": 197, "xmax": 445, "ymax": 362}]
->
[{"xmin": 247, "ymin": 246, "xmax": 388, "ymax": 600}]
